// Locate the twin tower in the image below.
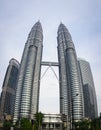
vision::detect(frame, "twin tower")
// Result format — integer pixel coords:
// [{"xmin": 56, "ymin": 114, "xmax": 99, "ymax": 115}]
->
[{"xmin": 13, "ymin": 21, "xmax": 97, "ymax": 123}]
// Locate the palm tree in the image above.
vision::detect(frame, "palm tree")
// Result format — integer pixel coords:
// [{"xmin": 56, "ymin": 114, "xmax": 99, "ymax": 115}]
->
[{"xmin": 34, "ymin": 112, "xmax": 44, "ymax": 130}]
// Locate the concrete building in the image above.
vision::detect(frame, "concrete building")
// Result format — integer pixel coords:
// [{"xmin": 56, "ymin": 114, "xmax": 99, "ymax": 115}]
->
[
  {"xmin": 78, "ymin": 58, "xmax": 98, "ymax": 119},
  {"xmin": 13, "ymin": 21, "xmax": 43, "ymax": 123},
  {"xmin": 0, "ymin": 58, "xmax": 19, "ymax": 121},
  {"xmin": 42, "ymin": 114, "xmax": 64, "ymax": 130}
]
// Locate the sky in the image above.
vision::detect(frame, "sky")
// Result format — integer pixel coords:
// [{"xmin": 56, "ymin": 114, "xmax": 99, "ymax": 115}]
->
[{"xmin": 0, "ymin": 0, "xmax": 101, "ymax": 115}]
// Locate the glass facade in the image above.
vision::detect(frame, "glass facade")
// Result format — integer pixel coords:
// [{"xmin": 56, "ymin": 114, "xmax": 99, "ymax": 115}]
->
[
  {"xmin": 57, "ymin": 23, "xmax": 84, "ymax": 122},
  {"xmin": 0, "ymin": 59, "xmax": 19, "ymax": 121},
  {"xmin": 78, "ymin": 59, "xmax": 98, "ymax": 118},
  {"xmin": 10, "ymin": 22, "xmax": 98, "ymax": 126},
  {"xmin": 8, "ymin": 66, "xmax": 19, "ymax": 89},
  {"xmin": 13, "ymin": 21, "xmax": 43, "ymax": 123}
]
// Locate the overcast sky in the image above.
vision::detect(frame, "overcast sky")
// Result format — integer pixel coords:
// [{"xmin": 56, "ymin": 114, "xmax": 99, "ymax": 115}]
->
[{"xmin": 0, "ymin": 0, "xmax": 101, "ymax": 115}]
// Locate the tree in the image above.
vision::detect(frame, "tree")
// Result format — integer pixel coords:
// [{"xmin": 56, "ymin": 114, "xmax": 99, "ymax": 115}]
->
[
  {"xmin": 20, "ymin": 118, "xmax": 32, "ymax": 130},
  {"xmin": 75, "ymin": 117, "xmax": 101, "ymax": 130},
  {"xmin": 75, "ymin": 119, "xmax": 90, "ymax": 130},
  {"xmin": 90, "ymin": 118, "xmax": 100, "ymax": 130},
  {"xmin": 34, "ymin": 112, "xmax": 44, "ymax": 130},
  {"xmin": 3, "ymin": 120, "xmax": 12, "ymax": 130},
  {"xmin": 14, "ymin": 118, "xmax": 32, "ymax": 130}
]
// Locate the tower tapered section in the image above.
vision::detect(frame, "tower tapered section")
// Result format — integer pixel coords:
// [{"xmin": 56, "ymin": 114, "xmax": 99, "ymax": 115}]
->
[
  {"xmin": 57, "ymin": 23, "xmax": 84, "ymax": 122},
  {"xmin": 13, "ymin": 21, "xmax": 43, "ymax": 123}
]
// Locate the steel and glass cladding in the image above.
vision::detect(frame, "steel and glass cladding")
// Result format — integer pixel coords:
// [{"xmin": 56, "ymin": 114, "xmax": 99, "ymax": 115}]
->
[
  {"xmin": 78, "ymin": 59, "xmax": 98, "ymax": 118},
  {"xmin": 0, "ymin": 58, "xmax": 19, "ymax": 121},
  {"xmin": 57, "ymin": 23, "xmax": 84, "ymax": 121},
  {"xmin": 12, "ymin": 21, "xmax": 98, "ymax": 126},
  {"xmin": 13, "ymin": 21, "xmax": 43, "ymax": 123}
]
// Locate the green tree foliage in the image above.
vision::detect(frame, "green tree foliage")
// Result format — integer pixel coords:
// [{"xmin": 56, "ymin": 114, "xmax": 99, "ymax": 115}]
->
[
  {"xmin": 90, "ymin": 118, "xmax": 101, "ymax": 130},
  {"xmin": 34, "ymin": 112, "xmax": 44, "ymax": 130},
  {"xmin": 75, "ymin": 119, "xmax": 90, "ymax": 130},
  {"xmin": 3, "ymin": 120, "xmax": 12, "ymax": 130},
  {"xmin": 14, "ymin": 118, "xmax": 32, "ymax": 130},
  {"xmin": 20, "ymin": 118, "xmax": 32, "ymax": 130},
  {"xmin": 14, "ymin": 120, "xmax": 20, "ymax": 130},
  {"xmin": 75, "ymin": 117, "xmax": 101, "ymax": 130}
]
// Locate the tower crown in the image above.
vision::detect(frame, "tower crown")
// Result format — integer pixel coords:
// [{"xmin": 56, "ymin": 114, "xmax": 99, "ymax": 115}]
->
[
  {"xmin": 28, "ymin": 21, "xmax": 43, "ymax": 45},
  {"xmin": 57, "ymin": 23, "xmax": 74, "ymax": 50},
  {"xmin": 32, "ymin": 21, "xmax": 43, "ymax": 33},
  {"xmin": 58, "ymin": 23, "xmax": 68, "ymax": 34}
]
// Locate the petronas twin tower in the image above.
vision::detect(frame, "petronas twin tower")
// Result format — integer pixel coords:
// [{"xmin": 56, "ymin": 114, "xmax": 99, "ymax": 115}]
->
[
  {"xmin": 57, "ymin": 24, "xmax": 84, "ymax": 121},
  {"xmin": 13, "ymin": 21, "xmax": 97, "ymax": 124},
  {"xmin": 13, "ymin": 22, "xmax": 43, "ymax": 122}
]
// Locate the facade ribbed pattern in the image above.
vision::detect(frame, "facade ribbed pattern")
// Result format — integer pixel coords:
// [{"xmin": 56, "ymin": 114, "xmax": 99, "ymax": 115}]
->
[
  {"xmin": 30, "ymin": 41, "xmax": 43, "ymax": 119},
  {"xmin": 78, "ymin": 59, "xmax": 98, "ymax": 118},
  {"xmin": 57, "ymin": 23, "xmax": 84, "ymax": 122},
  {"xmin": 20, "ymin": 45, "xmax": 37, "ymax": 118},
  {"xmin": 57, "ymin": 37, "xmax": 68, "ymax": 115},
  {"xmin": 66, "ymin": 50, "xmax": 84, "ymax": 120},
  {"xmin": 13, "ymin": 43, "xmax": 29, "ymax": 122},
  {"xmin": 13, "ymin": 21, "xmax": 43, "ymax": 123}
]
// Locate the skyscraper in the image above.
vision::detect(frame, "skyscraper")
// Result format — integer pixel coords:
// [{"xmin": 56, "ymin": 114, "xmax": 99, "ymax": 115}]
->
[
  {"xmin": 57, "ymin": 23, "xmax": 84, "ymax": 122},
  {"xmin": 78, "ymin": 58, "xmax": 98, "ymax": 119},
  {"xmin": 13, "ymin": 21, "xmax": 43, "ymax": 123},
  {"xmin": 0, "ymin": 58, "xmax": 19, "ymax": 121}
]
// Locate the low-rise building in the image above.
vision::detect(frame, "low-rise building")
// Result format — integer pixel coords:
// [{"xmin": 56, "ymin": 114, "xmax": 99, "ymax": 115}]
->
[{"xmin": 42, "ymin": 114, "xmax": 66, "ymax": 130}]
